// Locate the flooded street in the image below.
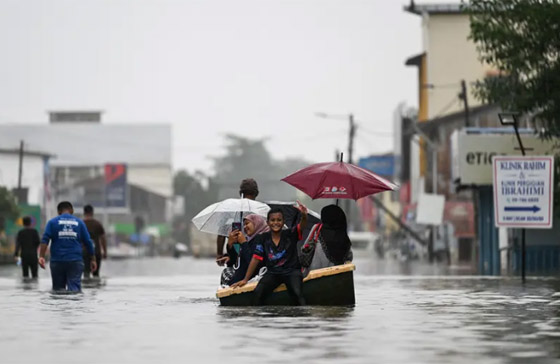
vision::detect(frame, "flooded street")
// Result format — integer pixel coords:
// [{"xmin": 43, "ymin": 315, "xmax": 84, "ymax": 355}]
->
[{"xmin": 1, "ymin": 255, "xmax": 560, "ymax": 364}]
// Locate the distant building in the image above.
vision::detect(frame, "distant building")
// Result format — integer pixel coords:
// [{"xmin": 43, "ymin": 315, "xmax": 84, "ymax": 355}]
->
[
  {"xmin": 0, "ymin": 148, "xmax": 53, "ymax": 206},
  {"xmin": 0, "ymin": 112, "xmax": 172, "ymax": 226},
  {"xmin": 399, "ymin": 2, "xmax": 504, "ymax": 270},
  {"xmin": 49, "ymin": 110, "xmax": 103, "ymax": 123}
]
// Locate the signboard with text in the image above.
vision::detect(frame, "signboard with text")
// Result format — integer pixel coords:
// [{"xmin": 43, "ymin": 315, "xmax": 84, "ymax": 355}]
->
[
  {"xmin": 493, "ymin": 156, "xmax": 554, "ymax": 228},
  {"xmin": 451, "ymin": 130, "xmax": 557, "ymax": 185},
  {"xmin": 105, "ymin": 163, "xmax": 128, "ymax": 209},
  {"xmin": 358, "ymin": 155, "xmax": 395, "ymax": 177}
]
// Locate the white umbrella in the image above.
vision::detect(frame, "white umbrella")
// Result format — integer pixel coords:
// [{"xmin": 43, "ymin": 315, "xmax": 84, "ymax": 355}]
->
[{"xmin": 191, "ymin": 198, "xmax": 270, "ymax": 237}]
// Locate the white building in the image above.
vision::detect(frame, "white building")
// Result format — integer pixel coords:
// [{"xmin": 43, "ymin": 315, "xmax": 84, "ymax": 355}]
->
[
  {"xmin": 0, "ymin": 148, "xmax": 52, "ymax": 206},
  {"xmin": 0, "ymin": 111, "xmax": 173, "ymax": 224}
]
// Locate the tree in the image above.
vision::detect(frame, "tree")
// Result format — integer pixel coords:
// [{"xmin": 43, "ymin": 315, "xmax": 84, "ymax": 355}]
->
[
  {"xmin": 0, "ymin": 187, "xmax": 19, "ymax": 245},
  {"xmin": 212, "ymin": 134, "xmax": 312, "ymax": 202},
  {"xmin": 173, "ymin": 170, "xmax": 217, "ymax": 219},
  {"xmin": 0, "ymin": 187, "xmax": 19, "ymax": 221},
  {"xmin": 173, "ymin": 170, "xmax": 218, "ymax": 247},
  {"xmin": 467, "ymin": 0, "xmax": 560, "ymax": 135}
]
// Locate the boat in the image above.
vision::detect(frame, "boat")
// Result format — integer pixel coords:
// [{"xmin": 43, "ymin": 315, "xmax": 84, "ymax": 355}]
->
[{"xmin": 216, "ymin": 263, "xmax": 356, "ymax": 306}]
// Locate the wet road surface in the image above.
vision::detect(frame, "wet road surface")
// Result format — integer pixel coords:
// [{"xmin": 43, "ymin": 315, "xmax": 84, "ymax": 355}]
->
[{"xmin": 1, "ymin": 255, "xmax": 560, "ymax": 364}]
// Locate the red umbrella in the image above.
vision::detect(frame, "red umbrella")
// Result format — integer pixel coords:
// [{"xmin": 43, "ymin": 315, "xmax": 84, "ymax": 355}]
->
[{"xmin": 281, "ymin": 161, "xmax": 398, "ymax": 200}]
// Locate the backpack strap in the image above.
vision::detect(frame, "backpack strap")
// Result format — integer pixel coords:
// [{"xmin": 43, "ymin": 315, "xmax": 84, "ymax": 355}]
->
[{"xmin": 311, "ymin": 223, "xmax": 323, "ymax": 242}]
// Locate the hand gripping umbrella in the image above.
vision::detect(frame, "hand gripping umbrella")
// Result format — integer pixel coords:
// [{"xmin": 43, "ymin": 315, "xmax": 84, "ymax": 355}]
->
[{"xmin": 191, "ymin": 198, "xmax": 270, "ymax": 237}]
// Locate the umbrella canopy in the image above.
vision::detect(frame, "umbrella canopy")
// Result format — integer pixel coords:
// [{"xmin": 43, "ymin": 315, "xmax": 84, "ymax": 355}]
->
[
  {"xmin": 191, "ymin": 198, "xmax": 270, "ymax": 237},
  {"xmin": 281, "ymin": 161, "xmax": 398, "ymax": 200}
]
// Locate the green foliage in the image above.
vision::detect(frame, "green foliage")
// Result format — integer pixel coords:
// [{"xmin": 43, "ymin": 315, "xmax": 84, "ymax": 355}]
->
[
  {"xmin": 173, "ymin": 170, "xmax": 217, "ymax": 220},
  {"xmin": 466, "ymin": 0, "xmax": 560, "ymax": 135},
  {"xmin": 0, "ymin": 186, "xmax": 20, "ymax": 231},
  {"xmin": 211, "ymin": 134, "xmax": 311, "ymax": 202},
  {"xmin": 175, "ymin": 134, "xmax": 338, "ymax": 237}
]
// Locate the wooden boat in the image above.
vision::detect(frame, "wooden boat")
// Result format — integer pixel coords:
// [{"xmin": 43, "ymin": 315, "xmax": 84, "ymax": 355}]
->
[{"xmin": 216, "ymin": 263, "xmax": 356, "ymax": 306}]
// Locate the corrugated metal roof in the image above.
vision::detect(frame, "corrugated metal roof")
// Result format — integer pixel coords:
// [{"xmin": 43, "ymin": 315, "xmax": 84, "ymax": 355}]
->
[
  {"xmin": 0, "ymin": 123, "xmax": 171, "ymax": 166},
  {"xmin": 405, "ymin": 2, "xmax": 463, "ymax": 16}
]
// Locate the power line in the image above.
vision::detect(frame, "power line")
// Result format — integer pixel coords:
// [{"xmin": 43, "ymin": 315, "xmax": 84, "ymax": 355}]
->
[
  {"xmin": 432, "ymin": 97, "xmax": 460, "ymax": 119},
  {"xmin": 358, "ymin": 126, "xmax": 394, "ymax": 138}
]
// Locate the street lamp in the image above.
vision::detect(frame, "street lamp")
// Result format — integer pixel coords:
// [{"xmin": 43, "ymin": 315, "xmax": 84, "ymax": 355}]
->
[
  {"xmin": 498, "ymin": 111, "xmax": 527, "ymax": 283},
  {"xmin": 498, "ymin": 112, "xmax": 526, "ymax": 156},
  {"xmin": 498, "ymin": 111, "xmax": 519, "ymax": 126}
]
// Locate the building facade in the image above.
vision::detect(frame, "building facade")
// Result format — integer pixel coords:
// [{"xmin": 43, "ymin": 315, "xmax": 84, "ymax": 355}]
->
[{"xmin": 0, "ymin": 112, "xmax": 173, "ymax": 226}]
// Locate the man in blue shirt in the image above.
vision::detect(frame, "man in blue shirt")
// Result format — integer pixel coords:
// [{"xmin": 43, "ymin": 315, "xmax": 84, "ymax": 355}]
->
[{"xmin": 38, "ymin": 201, "xmax": 97, "ymax": 292}]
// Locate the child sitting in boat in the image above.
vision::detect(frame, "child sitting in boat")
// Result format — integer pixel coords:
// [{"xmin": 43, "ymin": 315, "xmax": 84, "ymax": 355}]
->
[
  {"xmin": 300, "ymin": 204, "xmax": 353, "ymax": 276},
  {"xmin": 231, "ymin": 201, "xmax": 308, "ymax": 306},
  {"xmin": 221, "ymin": 214, "xmax": 269, "ymax": 286}
]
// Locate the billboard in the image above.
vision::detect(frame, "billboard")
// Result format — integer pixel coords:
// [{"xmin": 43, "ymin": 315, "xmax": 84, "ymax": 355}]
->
[
  {"xmin": 493, "ymin": 156, "xmax": 554, "ymax": 229},
  {"xmin": 451, "ymin": 130, "xmax": 558, "ymax": 185},
  {"xmin": 358, "ymin": 155, "xmax": 395, "ymax": 177},
  {"xmin": 105, "ymin": 163, "xmax": 128, "ymax": 209}
]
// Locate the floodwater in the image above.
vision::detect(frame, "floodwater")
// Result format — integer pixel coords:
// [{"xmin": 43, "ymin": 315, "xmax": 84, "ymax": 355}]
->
[{"xmin": 1, "ymin": 255, "xmax": 560, "ymax": 364}]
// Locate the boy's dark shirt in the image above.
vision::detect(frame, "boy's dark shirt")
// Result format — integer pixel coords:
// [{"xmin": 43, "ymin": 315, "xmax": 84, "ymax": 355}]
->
[
  {"xmin": 252, "ymin": 225, "xmax": 302, "ymax": 275},
  {"xmin": 14, "ymin": 227, "xmax": 40, "ymax": 257},
  {"xmin": 84, "ymin": 218, "xmax": 105, "ymax": 257}
]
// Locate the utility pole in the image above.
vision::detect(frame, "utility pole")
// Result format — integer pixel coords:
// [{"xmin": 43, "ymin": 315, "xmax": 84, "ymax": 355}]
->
[
  {"xmin": 498, "ymin": 112, "xmax": 527, "ymax": 282},
  {"xmin": 348, "ymin": 114, "xmax": 356, "ymax": 165},
  {"xmin": 17, "ymin": 140, "xmax": 24, "ymax": 189},
  {"xmin": 14, "ymin": 140, "xmax": 25, "ymax": 205},
  {"xmin": 347, "ymin": 114, "xmax": 356, "ymax": 229},
  {"xmin": 460, "ymin": 79, "xmax": 470, "ymax": 127}
]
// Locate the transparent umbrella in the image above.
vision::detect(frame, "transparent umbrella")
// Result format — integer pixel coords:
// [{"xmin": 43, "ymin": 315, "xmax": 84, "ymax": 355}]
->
[{"xmin": 191, "ymin": 198, "xmax": 271, "ymax": 237}]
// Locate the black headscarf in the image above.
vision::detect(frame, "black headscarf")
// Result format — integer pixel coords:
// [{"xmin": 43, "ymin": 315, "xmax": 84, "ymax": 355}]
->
[{"xmin": 320, "ymin": 204, "xmax": 352, "ymax": 264}]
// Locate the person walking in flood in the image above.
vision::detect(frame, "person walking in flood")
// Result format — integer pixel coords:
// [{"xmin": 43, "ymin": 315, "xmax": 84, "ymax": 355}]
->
[
  {"xmin": 38, "ymin": 201, "xmax": 96, "ymax": 292},
  {"xmin": 14, "ymin": 216, "xmax": 41, "ymax": 279},
  {"xmin": 231, "ymin": 201, "xmax": 308, "ymax": 305},
  {"xmin": 82, "ymin": 205, "xmax": 107, "ymax": 278}
]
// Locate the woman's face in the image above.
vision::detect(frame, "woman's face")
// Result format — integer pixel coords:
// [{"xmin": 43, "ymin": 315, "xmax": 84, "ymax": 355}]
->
[
  {"xmin": 243, "ymin": 219, "xmax": 255, "ymax": 236},
  {"xmin": 267, "ymin": 212, "xmax": 284, "ymax": 233}
]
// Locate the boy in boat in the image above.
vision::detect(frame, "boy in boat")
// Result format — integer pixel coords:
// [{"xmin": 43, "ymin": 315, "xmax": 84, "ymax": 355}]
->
[{"xmin": 231, "ymin": 201, "xmax": 308, "ymax": 305}]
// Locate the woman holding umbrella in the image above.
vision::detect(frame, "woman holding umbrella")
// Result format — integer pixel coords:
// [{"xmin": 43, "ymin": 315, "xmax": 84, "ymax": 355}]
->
[
  {"xmin": 221, "ymin": 214, "xmax": 269, "ymax": 286},
  {"xmin": 231, "ymin": 201, "xmax": 308, "ymax": 306}
]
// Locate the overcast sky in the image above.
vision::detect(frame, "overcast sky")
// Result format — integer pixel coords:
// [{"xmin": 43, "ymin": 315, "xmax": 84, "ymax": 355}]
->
[{"xmin": 0, "ymin": 0, "xmax": 456, "ymax": 173}]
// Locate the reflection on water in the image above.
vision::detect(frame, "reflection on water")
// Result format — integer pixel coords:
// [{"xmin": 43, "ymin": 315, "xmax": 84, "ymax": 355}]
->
[{"xmin": 1, "ymin": 256, "xmax": 560, "ymax": 364}]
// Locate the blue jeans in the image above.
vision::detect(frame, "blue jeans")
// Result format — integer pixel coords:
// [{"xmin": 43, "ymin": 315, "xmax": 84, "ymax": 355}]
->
[{"xmin": 50, "ymin": 261, "xmax": 84, "ymax": 292}]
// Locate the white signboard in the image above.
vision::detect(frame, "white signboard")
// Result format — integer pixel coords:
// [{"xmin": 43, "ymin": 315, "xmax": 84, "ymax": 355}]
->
[
  {"xmin": 452, "ymin": 131, "xmax": 557, "ymax": 185},
  {"xmin": 416, "ymin": 193, "xmax": 445, "ymax": 225},
  {"xmin": 493, "ymin": 156, "xmax": 554, "ymax": 229}
]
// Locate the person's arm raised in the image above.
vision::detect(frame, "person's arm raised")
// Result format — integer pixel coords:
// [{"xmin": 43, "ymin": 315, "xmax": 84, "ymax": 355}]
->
[{"xmin": 296, "ymin": 200, "xmax": 308, "ymax": 230}]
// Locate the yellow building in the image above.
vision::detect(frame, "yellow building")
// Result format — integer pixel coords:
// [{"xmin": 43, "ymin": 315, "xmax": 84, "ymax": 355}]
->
[{"xmin": 405, "ymin": 2, "xmax": 493, "ymax": 122}]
